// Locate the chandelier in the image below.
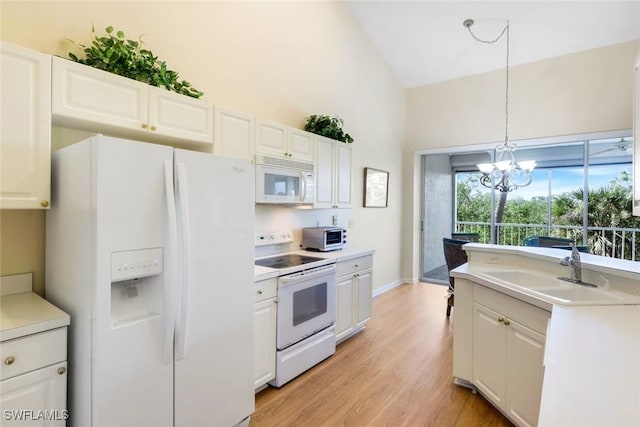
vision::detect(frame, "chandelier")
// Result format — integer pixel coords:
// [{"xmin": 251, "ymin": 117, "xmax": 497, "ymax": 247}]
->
[{"xmin": 464, "ymin": 18, "xmax": 536, "ymax": 192}]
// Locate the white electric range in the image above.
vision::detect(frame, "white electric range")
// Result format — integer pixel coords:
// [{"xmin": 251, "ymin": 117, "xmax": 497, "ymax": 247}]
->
[{"xmin": 254, "ymin": 230, "xmax": 337, "ymax": 387}]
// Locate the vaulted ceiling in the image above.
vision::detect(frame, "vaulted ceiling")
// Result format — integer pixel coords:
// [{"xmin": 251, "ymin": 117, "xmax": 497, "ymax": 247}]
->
[{"xmin": 346, "ymin": 1, "xmax": 640, "ymax": 88}]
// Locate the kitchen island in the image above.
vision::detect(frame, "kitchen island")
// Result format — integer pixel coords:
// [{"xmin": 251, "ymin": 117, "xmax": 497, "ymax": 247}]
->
[{"xmin": 451, "ymin": 244, "xmax": 640, "ymax": 427}]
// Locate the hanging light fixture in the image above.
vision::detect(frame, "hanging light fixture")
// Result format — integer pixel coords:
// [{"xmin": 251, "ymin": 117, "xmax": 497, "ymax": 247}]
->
[{"xmin": 464, "ymin": 18, "xmax": 536, "ymax": 192}]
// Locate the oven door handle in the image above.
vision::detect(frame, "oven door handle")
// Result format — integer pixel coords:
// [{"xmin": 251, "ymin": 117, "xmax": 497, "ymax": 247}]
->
[{"xmin": 279, "ymin": 264, "xmax": 336, "ymax": 286}]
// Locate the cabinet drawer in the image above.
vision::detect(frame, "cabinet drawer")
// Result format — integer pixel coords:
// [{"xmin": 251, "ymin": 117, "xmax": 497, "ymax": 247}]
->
[
  {"xmin": 0, "ymin": 327, "xmax": 67, "ymax": 380},
  {"xmin": 254, "ymin": 278, "xmax": 277, "ymax": 302},
  {"xmin": 474, "ymin": 285, "xmax": 550, "ymax": 335},
  {"xmin": 337, "ymin": 255, "xmax": 373, "ymax": 277}
]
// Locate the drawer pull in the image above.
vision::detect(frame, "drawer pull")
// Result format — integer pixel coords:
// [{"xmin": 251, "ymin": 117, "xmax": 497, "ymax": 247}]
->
[
  {"xmin": 354, "ymin": 264, "xmax": 359, "ymax": 268},
  {"xmin": 503, "ymin": 319, "xmax": 511, "ymax": 326},
  {"xmin": 498, "ymin": 317, "xmax": 505, "ymax": 323},
  {"xmin": 4, "ymin": 356, "xmax": 15, "ymax": 365},
  {"xmin": 57, "ymin": 367, "xmax": 67, "ymax": 375},
  {"xmin": 257, "ymin": 289, "xmax": 263, "ymax": 295}
]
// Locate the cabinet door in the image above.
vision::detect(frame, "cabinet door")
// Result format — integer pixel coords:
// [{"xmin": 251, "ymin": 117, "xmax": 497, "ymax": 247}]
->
[
  {"xmin": 335, "ymin": 143, "xmax": 352, "ymax": 208},
  {"xmin": 148, "ymin": 87, "xmax": 213, "ymax": 144},
  {"xmin": 213, "ymin": 106, "xmax": 255, "ymax": 160},
  {"xmin": 288, "ymin": 128, "xmax": 314, "ymax": 162},
  {"xmin": 52, "ymin": 57, "xmax": 148, "ymax": 133},
  {"xmin": 255, "ymin": 118, "xmax": 287, "ymax": 157},
  {"xmin": 472, "ymin": 303, "xmax": 506, "ymax": 409},
  {"xmin": 505, "ymin": 320, "xmax": 545, "ymax": 427},
  {"xmin": 335, "ymin": 275, "xmax": 355, "ymax": 341},
  {"xmin": 314, "ymin": 136, "xmax": 335, "ymax": 208},
  {"xmin": 254, "ymin": 298, "xmax": 277, "ymax": 389},
  {"xmin": 0, "ymin": 42, "xmax": 51, "ymax": 209},
  {"xmin": 355, "ymin": 269, "xmax": 372, "ymax": 327},
  {"xmin": 0, "ymin": 362, "xmax": 67, "ymax": 426}
]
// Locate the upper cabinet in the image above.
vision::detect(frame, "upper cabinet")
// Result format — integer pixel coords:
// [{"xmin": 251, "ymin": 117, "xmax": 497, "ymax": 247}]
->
[
  {"xmin": 51, "ymin": 57, "xmax": 213, "ymax": 146},
  {"xmin": 633, "ymin": 51, "xmax": 639, "ymax": 216},
  {"xmin": 314, "ymin": 135, "xmax": 352, "ymax": 209},
  {"xmin": 0, "ymin": 42, "xmax": 51, "ymax": 209},
  {"xmin": 255, "ymin": 118, "xmax": 314, "ymax": 162},
  {"xmin": 213, "ymin": 105, "xmax": 255, "ymax": 161}
]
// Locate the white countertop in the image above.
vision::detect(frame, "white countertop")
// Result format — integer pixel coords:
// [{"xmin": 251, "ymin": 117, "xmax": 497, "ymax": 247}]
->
[
  {"xmin": 254, "ymin": 247, "xmax": 375, "ymax": 282},
  {"xmin": 0, "ymin": 291, "xmax": 70, "ymax": 341}
]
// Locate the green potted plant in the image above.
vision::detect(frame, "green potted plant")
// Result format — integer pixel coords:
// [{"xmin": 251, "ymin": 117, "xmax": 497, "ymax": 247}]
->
[
  {"xmin": 303, "ymin": 114, "xmax": 354, "ymax": 143},
  {"xmin": 67, "ymin": 25, "xmax": 203, "ymax": 99}
]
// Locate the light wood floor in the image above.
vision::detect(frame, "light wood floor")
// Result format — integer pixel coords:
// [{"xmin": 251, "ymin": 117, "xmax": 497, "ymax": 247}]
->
[{"xmin": 251, "ymin": 283, "xmax": 514, "ymax": 427}]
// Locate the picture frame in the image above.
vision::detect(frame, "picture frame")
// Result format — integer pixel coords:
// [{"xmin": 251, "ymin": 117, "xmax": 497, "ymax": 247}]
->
[{"xmin": 363, "ymin": 167, "xmax": 389, "ymax": 208}]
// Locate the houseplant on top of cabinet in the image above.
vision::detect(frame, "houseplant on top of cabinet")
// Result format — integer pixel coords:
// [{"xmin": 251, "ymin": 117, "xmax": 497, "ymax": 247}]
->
[
  {"xmin": 304, "ymin": 114, "xmax": 354, "ymax": 143},
  {"xmin": 67, "ymin": 25, "xmax": 203, "ymax": 99}
]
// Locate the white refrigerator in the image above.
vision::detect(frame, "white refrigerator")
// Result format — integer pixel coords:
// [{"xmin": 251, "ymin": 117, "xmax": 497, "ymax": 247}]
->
[{"xmin": 45, "ymin": 135, "xmax": 255, "ymax": 427}]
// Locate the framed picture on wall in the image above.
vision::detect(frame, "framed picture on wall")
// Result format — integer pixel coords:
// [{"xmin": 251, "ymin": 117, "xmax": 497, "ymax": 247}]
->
[{"xmin": 363, "ymin": 167, "xmax": 389, "ymax": 208}]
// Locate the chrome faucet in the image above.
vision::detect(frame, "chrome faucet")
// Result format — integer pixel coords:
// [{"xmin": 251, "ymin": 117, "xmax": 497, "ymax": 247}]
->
[{"xmin": 560, "ymin": 243, "xmax": 582, "ymax": 283}]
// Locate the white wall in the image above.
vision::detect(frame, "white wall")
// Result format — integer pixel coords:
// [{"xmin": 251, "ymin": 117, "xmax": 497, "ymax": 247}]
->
[
  {"xmin": 403, "ymin": 40, "xmax": 640, "ymax": 281},
  {"xmin": 0, "ymin": 1, "xmax": 406, "ymax": 294}
]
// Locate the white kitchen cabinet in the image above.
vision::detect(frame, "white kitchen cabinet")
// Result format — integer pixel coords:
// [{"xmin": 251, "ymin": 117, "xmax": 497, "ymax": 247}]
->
[
  {"xmin": 213, "ymin": 105, "xmax": 255, "ymax": 160},
  {"xmin": 461, "ymin": 283, "xmax": 549, "ymax": 427},
  {"xmin": 0, "ymin": 41, "xmax": 51, "ymax": 209},
  {"xmin": 253, "ymin": 277, "xmax": 277, "ymax": 390},
  {"xmin": 633, "ymin": 51, "xmax": 639, "ymax": 216},
  {"xmin": 314, "ymin": 135, "xmax": 352, "ymax": 209},
  {"xmin": 0, "ymin": 273, "xmax": 70, "ymax": 426},
  {"xmin": 255, "ymin": 118, "xmax": 314, "ymax": 162},
  {"xmin": 51, "ymin": 56, "xmax": 213, "ymax": 146},
  {"xmin": 335, "ymin": 255, "xmax": 373, "ymax": 343}
]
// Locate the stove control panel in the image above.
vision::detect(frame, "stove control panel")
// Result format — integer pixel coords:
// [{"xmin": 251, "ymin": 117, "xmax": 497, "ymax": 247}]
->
[{"xmin": 255, "ymin": 230, "xmax": 294, "ymax": 246}]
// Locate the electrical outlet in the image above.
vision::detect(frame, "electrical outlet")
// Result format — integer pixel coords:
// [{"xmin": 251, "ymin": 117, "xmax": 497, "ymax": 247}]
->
[{"xmin": 332, "ymin": 215, "xmax": 338, "ymax": 226}]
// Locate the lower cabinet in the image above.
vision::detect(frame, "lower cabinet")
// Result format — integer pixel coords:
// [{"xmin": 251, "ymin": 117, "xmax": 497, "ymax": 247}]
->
[
  {"xmin": 335, "ymin": 255, "xmax": 373, "ymax": 343},
  {"xmin": 458, "ymin": 283, "xmax": 550, "ymax": 427},
  {"xmin": 253, "ymin": 277, "xmax": 277, "ymax": 390},
  {"xmin": 1, "ymin": 327, "xmax": 69, "ymax": 426}
]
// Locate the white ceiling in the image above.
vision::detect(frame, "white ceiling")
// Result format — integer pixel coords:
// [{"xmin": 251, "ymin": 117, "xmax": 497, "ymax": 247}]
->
[{"xmin": 346, "ymin": 1, "xmax": 640, "ymax": 88}]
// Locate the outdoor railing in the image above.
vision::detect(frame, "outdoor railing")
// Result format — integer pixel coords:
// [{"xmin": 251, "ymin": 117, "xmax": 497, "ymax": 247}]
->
[{"xmin": 455, "ymin": 221, "xmax": 640, "ymax": 262}]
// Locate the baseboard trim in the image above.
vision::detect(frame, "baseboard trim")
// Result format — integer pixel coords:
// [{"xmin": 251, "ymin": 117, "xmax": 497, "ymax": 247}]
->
[{"xmin": 372, "ymin": 279, "xmax": 405, "ymax": 298}]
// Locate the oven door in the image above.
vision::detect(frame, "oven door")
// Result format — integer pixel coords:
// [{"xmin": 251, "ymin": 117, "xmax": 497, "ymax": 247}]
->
[{"xmin": 276, "ymin": 264, "xmax": 336, "ymax": 349}]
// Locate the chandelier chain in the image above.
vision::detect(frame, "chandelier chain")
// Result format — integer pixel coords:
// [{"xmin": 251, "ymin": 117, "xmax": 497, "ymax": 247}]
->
[{"xmin": 466, "ymin": 21, "xmax": 511, "ymax": 147}]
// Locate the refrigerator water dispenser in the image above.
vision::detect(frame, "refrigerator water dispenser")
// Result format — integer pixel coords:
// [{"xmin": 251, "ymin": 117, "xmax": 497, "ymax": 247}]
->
[{"xmin": 110, "ymin": 248, "xmax": 164, "ymax": 327}]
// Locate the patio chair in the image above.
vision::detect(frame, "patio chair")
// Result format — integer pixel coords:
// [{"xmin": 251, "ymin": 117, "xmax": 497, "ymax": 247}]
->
[
  {"xmin": 451, "ymin": 232, "xmax": 480, "ymax": 242},
  {"xmin": 524, "ymin": 236, "xmax": 589, "ymax": 253},
  {"xmin": 443, "ymin": 238, "xmax": 469, "ymax": 317}
]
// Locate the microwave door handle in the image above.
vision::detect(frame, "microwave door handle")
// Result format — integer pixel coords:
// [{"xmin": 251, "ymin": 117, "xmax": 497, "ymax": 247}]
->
[{"xmin": 300, "ymin": 171, "xmax": 306, "ymax": 202}]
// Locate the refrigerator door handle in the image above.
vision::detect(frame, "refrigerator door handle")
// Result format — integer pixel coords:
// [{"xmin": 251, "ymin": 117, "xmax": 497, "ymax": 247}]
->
[
  {"xmin": 175, "ymin": 161, "xmax": 191, "ymax": 360},
  {"xmin": 163, "ymin": 160, "xmax": 178, "ymax": 365}
]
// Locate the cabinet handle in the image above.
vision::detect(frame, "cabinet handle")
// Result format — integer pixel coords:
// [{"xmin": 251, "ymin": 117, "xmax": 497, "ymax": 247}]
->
[
  {"xmin": 150, "ymin": 125, "xmax": 157, "ymax": 131},
  {"xmin": 57, "ymin": 367, "xmax": 67, "ymax": 375},
  {"xmin": 354, "ymin": 264, "xmax": 359, "ymax": 268},
  {"xmin": 4, "ymin": 356, "xmax": 15, "ymax": 365},
  {"xmin": 40, "ymin": 200, "xmax": 50, "ymax": 208},
  {"xmin": 497, "ymin": 317, "xmax": 505, "ymax": 323},
  {"xmin": 503, "ymin": 319, "xmax": 511, "ymax": 326},
  {"xmin": 257, "ymin": 289, "xmax": 263, "ymax": 295},
  {"xmin": 142, "ymin": 123, "xmax": 148, "ymax": 129}
]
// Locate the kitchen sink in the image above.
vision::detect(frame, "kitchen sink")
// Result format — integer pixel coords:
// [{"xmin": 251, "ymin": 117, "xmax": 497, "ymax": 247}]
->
[
  {"xmin": 474, "ymin": 269, "xmax": 640, "ymax": 305},
  {"xmin": 533, "ymin": 285, "xmax": 625, "ymax": 303},
  {"xmin": 476, "ymin": 269, "xmax": 561, "ymax": 290}
]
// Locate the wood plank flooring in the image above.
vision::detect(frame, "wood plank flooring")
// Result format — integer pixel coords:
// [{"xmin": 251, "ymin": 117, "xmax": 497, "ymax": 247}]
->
[{"xmin": 251, "ymin": 283, "xmax": 514, "ymax": 427}]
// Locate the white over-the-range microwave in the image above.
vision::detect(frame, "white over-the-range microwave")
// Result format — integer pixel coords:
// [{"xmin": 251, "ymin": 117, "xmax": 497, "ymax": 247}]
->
[{"xmin": 255, "ymin": 155, "xmax": 315, "ymax": 205}]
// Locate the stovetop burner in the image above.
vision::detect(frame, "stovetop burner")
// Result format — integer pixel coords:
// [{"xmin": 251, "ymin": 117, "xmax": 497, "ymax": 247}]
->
[{"xmin": 255, "ymin": 254, "xmax": 325, "ymax": 269}]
